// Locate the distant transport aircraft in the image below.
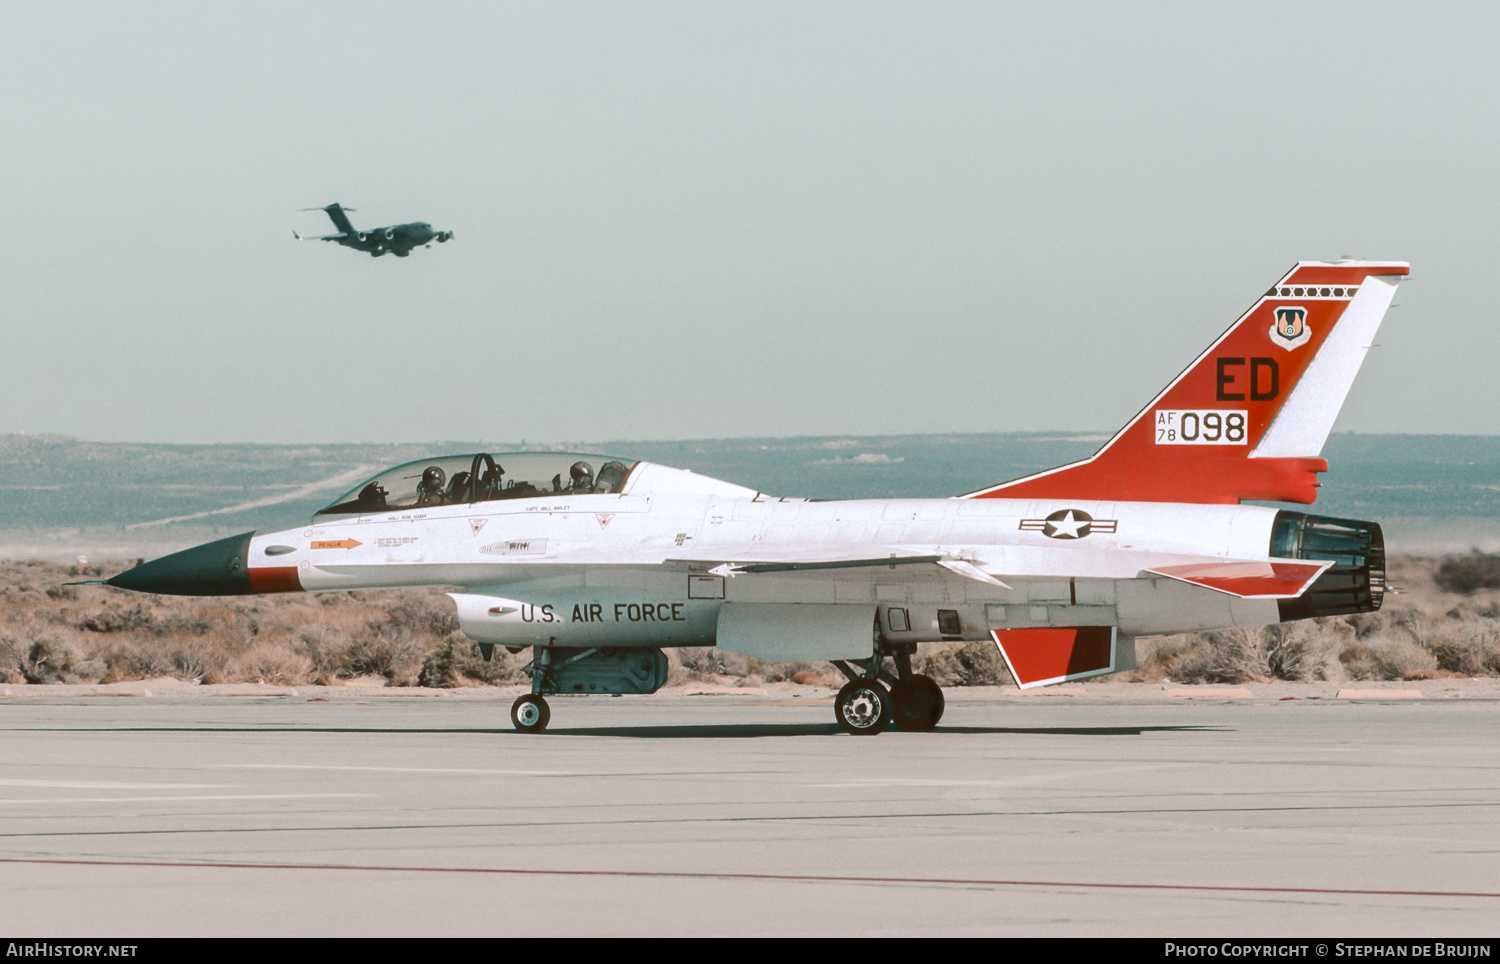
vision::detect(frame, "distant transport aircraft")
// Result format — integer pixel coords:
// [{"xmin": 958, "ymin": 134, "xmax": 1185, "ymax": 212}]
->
[
  {"xmin": 103, "ymin": 261, "xmax": 1406, "ymax": 734},
  {"xmin": 293, "ymin": 203, "xmax": 452, "ymax": 258}
]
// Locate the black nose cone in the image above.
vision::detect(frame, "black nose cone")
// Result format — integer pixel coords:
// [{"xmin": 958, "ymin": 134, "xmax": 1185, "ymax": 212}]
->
[{"xmin": 106, "ymin": 531, "xmax": 255, "ymax": 596}]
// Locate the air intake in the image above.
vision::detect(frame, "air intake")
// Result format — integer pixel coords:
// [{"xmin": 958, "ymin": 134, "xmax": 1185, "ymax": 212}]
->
[{"xmin": 1270, "ymin": 511, "xmax": 1385, "ymax": 620}]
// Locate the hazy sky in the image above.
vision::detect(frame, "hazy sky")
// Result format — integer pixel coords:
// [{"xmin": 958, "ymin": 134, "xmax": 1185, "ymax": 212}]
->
[{"xmin": 3, "ymin": 2, "xmax": 1496, "ymax": 444}]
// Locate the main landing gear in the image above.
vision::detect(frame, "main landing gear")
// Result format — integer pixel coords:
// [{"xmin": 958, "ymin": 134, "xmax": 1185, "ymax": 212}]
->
[{"xmin": 831, "ymin": 644, "xmax": 945, "ymax": 735}]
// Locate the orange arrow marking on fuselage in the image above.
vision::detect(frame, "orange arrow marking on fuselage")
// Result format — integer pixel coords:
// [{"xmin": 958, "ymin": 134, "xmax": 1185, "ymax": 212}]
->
[{"xmin": 310, "ymin": 539, "xmax": 362, "ymax": 550}]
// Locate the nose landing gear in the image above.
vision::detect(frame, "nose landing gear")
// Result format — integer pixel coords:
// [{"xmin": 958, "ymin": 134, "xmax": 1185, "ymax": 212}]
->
[{"xmin": 511, "ymin": 694, "xmax": 550, "ymax": 733}]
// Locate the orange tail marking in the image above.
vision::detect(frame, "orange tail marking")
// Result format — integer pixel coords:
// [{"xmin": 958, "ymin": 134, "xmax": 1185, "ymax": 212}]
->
[{"xmin": 967, "ymin": 262, "xmax": 1407, "ymax": 504}]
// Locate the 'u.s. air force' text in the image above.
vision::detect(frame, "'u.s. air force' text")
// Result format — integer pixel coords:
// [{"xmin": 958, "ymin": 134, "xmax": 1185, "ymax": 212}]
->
[{"xmin": 518, "ymin": 603, "xmax": 688, "ymax": 624}]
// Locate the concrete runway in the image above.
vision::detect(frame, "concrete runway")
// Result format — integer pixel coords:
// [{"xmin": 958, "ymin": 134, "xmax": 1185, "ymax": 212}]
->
[{"xmin": 1, "ymin": 688, "xmax": 1498, "ymax": 936}]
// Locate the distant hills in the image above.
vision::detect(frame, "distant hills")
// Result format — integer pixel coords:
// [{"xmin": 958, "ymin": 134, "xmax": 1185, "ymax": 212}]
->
[{"xmin": 2, "ymin": 432, "xmax": 1498, "ymax": 560}]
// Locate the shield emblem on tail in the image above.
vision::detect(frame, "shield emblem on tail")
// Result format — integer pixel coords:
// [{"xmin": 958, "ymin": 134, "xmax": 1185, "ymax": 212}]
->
[{"xmin": 1270, "ymin": 306, "xmax": 1311, "ymax": 350}]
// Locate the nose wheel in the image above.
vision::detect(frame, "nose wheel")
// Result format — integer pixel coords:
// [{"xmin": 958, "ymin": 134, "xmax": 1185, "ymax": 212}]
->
[
  {"xmin": 511, "ymin": 694, "xmax": 550, "ymax": 733},
  {"xmin": 835, "ymin": 679, "xmax": 892, "ymax": 735}
]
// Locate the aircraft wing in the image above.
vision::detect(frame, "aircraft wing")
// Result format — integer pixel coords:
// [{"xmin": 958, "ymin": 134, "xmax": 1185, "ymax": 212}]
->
[
  {"xmin": 665, "ymin": 546, "xmax": 1010, "ymax": 588},
  {"xmin": 1143, "ymin": 558, "xmax": 1332, "ymax": 599},
  {"xmin": 293, "ymin": 230, "xmax": 350, "ymax": 241}
]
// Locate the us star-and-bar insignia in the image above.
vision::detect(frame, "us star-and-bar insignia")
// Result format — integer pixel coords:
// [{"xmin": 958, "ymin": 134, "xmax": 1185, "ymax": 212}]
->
[{"xmin": 1019, "ymin": 508, "xmax": 1118, "ymax": 540}]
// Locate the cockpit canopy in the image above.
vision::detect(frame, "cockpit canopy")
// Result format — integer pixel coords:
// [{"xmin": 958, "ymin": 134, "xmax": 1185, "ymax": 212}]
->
[{"xmin": 315, "ymin": 453, "xmax": 639, "ymax": 517}]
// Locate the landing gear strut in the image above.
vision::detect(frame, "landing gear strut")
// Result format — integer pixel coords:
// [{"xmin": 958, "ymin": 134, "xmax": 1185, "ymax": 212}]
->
[{"xmin": 512, "ymin": 646, "xmax": 553, "ymax": 733}]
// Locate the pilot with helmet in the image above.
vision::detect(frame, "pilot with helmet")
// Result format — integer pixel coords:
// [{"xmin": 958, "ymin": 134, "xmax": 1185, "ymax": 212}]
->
[{"xmin": 415, "ymin": 466, "xmax": 446, "ymax": 505}]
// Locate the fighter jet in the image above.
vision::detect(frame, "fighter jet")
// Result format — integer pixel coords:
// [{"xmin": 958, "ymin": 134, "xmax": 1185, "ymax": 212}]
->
[
  {"xmin": 293, "ymin": 203, "xmax": 452, "ymax": 257},
  {"xmin": 104, "ymin": 260, "xmax": 1406, "ymax": 735}
]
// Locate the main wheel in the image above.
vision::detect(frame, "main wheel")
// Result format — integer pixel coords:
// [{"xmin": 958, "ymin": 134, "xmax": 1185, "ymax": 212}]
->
[
  {"xmin": 835, "ymin": 679, "xmax": 892, "ymax": 735},
  {"xmin": 890, "ymin": 674, "xmax": 945, "ymax": 731},
  {"xmin": 511, "ymin": 694, "xmax": 550, "ymax": 733}
]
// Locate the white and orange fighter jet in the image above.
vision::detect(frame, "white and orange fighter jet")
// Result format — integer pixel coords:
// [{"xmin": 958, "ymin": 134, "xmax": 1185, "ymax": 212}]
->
[{"xmin": 106, "ymin": 260, "xmax": 1406, "ymax": 734}]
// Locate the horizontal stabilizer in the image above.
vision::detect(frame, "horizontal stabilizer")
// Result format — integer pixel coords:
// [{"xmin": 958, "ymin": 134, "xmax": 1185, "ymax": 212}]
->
[
  {"xmin": 1144, "ymin": 559, "xmax": 1331, "ymax": 599},
  {"xmin": 992, "ymin": 626, "xmax": 1117, "ymax": 689}
]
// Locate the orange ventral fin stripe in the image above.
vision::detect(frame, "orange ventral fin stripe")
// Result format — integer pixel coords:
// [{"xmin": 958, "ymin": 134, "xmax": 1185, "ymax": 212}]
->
[
  {"xmin": 247, "ymin": 566, "xmax": 303, "ymax": 594},
  {"xmin": 1145, "ymin": 559, "xmax": 1330, "ymax": 599},
  {"xmin": 965, "ymin": 261, "xmax": 1407, "ymax": 504},
  {"xmin": 991, "ymin": 626, "xmax": 1116, "ymax": 689}
]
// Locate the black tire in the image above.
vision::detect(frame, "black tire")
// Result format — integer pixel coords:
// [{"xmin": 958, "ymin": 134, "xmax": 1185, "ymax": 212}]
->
[
  {"xmin": 890, "ymin": 674, "xmax": 945, "ymax": 732},
  {"xmin": 511, "ymin": 694, "xmax": 550, "ymax": 733},
  {"xmin": 835, "ymin": 679, "xmax": 892, "ymax": 736}
]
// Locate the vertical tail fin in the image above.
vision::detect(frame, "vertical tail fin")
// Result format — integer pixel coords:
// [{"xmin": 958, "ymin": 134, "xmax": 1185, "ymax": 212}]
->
[
  {"xmin": 322, "ymin": 203, "xmax": 358, "ymax": 237},
  {"xmin": 965, "ymin": 260, "xmax": 1409, "ymax": 505}
]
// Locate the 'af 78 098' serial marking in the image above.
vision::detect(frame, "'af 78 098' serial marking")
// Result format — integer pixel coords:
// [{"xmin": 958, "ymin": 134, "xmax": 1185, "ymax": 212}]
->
[{"xmin": 1155, "ymin": 410, "xmax": 1247, "ymax": 444}]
